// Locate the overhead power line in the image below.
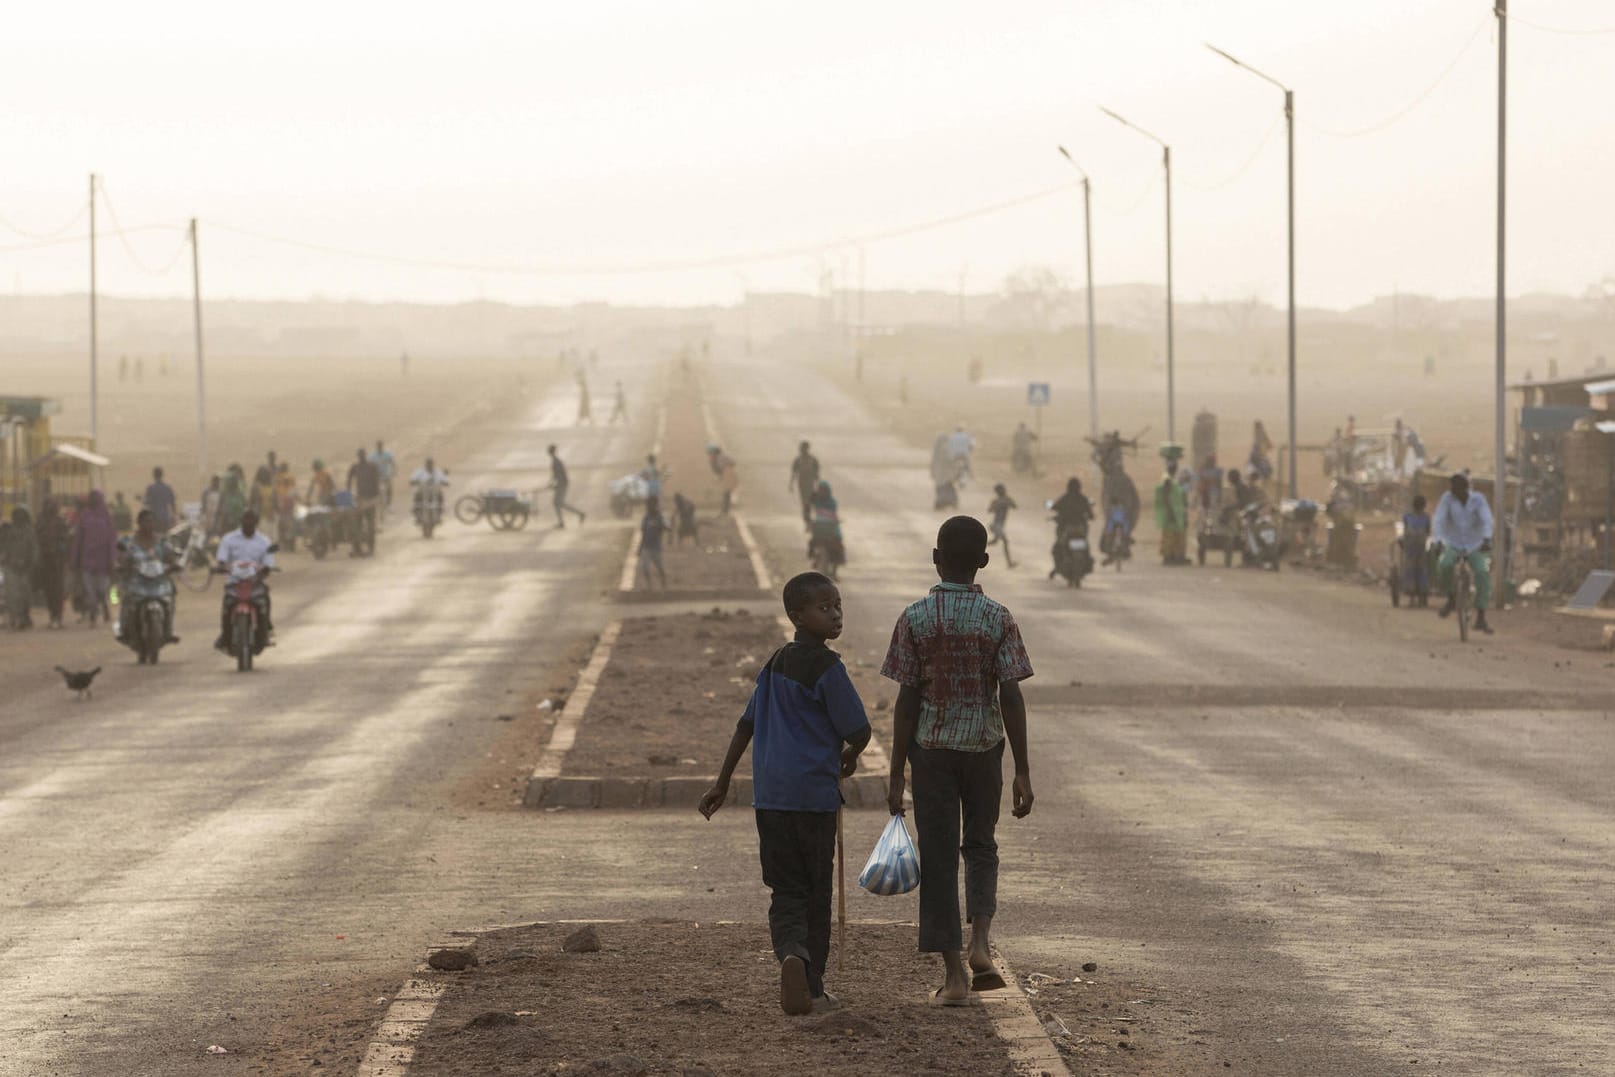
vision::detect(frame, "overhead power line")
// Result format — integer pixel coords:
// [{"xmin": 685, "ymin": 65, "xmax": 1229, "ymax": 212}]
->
[
  {"xmin": 0, "ymin": 204, "xmax": 88, "ymax": 242},
  {"xmin": 1180, "ymin": 110, "xmax": 1285, "ymax": 192},
  {"xmin": 1303, "ymin": 15, "xmax": 1490, "ymax": 138},
  {"xmin": 94, "ymin": 178, "xmax": 192, "ymax": 276},
  {"xmin": 205, "ymin": 181, "xmax": 1082, "ymax": 277},
  {"xmin": 1508, "ymin": 12, "xmax": 1615, "ymax": 36},
  {"xmin": 0, "ymin": 224, "xmax": 177, "ymax": 255}
]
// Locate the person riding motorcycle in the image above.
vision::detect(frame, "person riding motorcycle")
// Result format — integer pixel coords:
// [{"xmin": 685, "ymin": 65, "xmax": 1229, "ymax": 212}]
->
[
  {"xmin": 411, "ymin": 458, "xmax": 450, "ymax": 524},
  {"xmin": 214, "ymin": 508, "xmax": 275, "ymax": 651},
  {"xmin": 116, "ymin": 508, "xmax": 179, "ymax": 646},
  {"xmin": 1048, "ymin": 478, "xmax": 1094, "ymax": 580}
]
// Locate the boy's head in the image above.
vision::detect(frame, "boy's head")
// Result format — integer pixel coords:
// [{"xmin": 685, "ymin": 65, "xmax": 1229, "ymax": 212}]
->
[
  {"xmin": 993, "ymin": 483, "xmax": 1007, "ymax": 496},
  {"xmin": 933, "ymin": 515, "xmax": 989, "ymax": 582},
  {"xmin": 1412, "ymin": 494, "xmax": 1427, "ymax": 512},
  {"xmin": 783, "ymin": 572, "xmax": 842, "ymax": 641}
]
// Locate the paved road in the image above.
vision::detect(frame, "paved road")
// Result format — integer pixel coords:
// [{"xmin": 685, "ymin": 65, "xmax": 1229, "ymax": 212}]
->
[
  {"xmin": 4, "ymin": 357, "xmax": 1611, "ymax": 1075},
  {"xmin": 0, "ymin": 379, "xmax": 654, "ymax": 1076},
  {"xmin": 694, "ymin": 359, "xmax": 1614, "ymax": 1075}
]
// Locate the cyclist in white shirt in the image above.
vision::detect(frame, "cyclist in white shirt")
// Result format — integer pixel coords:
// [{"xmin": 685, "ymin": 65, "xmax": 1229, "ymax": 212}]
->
[{"xmin": 1433, "ymin": 472, "xmax": 1495, "ymax": 635}]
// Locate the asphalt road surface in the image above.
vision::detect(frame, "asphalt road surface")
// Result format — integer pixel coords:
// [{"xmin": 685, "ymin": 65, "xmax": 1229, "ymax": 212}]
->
[{"xmin": 2, "ymin": 358, "xmax": 1611, "ymax": 1076}]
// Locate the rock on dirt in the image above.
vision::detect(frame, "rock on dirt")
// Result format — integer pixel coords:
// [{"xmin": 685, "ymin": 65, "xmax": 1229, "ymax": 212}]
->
[
  {"xmin": 429, "ymin": 948, "xmax": 480, "ymax": 971},
  {"xmin": 562, "ymin": 925, "xmax": 601, "ymax": 953},
  {"xmin": 805, "ymin": 1012, "xmax": 883, "ymax": 1038},
  {"xmin": 1082, "ymin": 961, "xmax": 1098, "ymax": 973},
  {"xmin": 547, "ymin": 1055, "xmax": 648, "ymax": 1075}
]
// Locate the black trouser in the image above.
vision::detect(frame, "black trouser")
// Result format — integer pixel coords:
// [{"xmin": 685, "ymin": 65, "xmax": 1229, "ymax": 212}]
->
[
  {"xmin": 220, "ymin": 586, "xmax": 272, "ymax": 642},
  {"xmin": 911, "ymin": 740, "xmax": 1003, "ymax": 953},
  {"xmin": 755, "ymin": 809, "xmax": 837, "ymax": 998},
  {"xmin": 798, "ymin": 487, "xmax": 814, "ymax": 524}
]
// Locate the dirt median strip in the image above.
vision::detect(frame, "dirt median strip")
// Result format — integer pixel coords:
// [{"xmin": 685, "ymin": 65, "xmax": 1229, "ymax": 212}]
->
[
  {"xmin": 386, "ymin": 920, "xmax": 1045, "ymax": 1077},
  {"xmin": 524, "ymin": 610, "xmax": 890, "ymax": 810}
]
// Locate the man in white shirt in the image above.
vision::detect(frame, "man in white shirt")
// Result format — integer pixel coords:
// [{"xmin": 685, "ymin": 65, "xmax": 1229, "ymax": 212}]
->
[
  {"xmin": 215, "ymin": 509, "xmax": 276, "ymax": 650},
  {"xmin": 1433, "ymin": 472, "xmax": 1494, "ymax": 634}
]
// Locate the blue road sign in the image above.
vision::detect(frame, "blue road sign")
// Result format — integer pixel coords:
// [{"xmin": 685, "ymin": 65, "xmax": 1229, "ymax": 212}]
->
[{"xmin": 1027, "ymin": 382, "xmax": 1051, "ymax": 407}]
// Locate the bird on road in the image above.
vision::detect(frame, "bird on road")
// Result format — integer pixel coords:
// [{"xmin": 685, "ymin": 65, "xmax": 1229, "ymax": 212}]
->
[{"xmin": 55, "ymin": 666, "xmax": 101, "ymax": 701}]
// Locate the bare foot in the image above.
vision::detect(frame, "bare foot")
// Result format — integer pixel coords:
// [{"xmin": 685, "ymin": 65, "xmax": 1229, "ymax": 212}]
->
[{"xmin": 935, "ymin": 952, "xmax": 970, "ymax": 1003}]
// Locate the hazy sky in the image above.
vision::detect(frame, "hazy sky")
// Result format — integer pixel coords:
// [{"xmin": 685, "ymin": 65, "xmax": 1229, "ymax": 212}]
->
[{"xmin": 2, "ymin": 0, "xmax": 1612, "ymax": 311}]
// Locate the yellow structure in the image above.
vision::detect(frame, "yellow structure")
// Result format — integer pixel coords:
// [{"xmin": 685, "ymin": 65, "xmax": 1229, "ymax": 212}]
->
[{"xmin": 0, "ymin": 396, "xmax": 108, "ymax": 515}]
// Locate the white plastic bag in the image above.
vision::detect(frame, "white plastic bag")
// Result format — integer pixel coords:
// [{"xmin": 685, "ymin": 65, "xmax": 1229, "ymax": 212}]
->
[{"xmin": 858, "ymin": 815, "xmax": 920, "ymax": 895}]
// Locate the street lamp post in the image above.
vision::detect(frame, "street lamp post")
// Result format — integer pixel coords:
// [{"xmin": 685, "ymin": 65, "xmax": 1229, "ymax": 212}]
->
[
  {"xmin": 1100, "ymin": 108, "xmax": 1174, "ymax": 442},
  {"xmin": 1057, "ymin": 147, "xmax": 1100, "ymax": 441},
  {"xmin": 1207, "ymin": 44, "xmax": 1297, "ymax": 499}
]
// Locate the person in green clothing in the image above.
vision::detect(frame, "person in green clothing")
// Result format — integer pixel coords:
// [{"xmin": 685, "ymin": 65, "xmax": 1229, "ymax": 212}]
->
[
  {"xmin": 218, "ymin": 464, "xmax": 247, "ymax": 535},
  {"xmin": 1154, "ymin": 460, "xmax": 1189, "ymax": 566}
]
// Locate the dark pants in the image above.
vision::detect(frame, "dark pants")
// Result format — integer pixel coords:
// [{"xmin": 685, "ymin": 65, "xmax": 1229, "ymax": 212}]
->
[
  {"xmin": 553, "ymin": 482, "xmax": 584, "ymax": 525},
  {"xmin": 38, "ymin": 559, "xmax": 65, "ymax": 623},
  {"xmin": 755, "ymin": 809, "xmax": 837, "ymax": 998},
  {"xmin": 911, "ymin": 740, "xmax": 1003, "ymax": 953}
]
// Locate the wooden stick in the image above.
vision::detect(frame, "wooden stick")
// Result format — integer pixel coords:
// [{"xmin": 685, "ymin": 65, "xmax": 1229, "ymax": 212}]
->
[{"xmin": 836, "ymin": 804, "xmax": 846, "ymax": 976}]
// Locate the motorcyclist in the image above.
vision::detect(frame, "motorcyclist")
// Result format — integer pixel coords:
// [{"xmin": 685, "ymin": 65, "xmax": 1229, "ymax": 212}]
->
[
  {"xmin": 116, "ymin": 508, "xmax": 179, "ymax": 645},
  {"xmin": 1048, "ymin": 478, "xmax": 1094, "ymax": 580},
  {"xmin": 214, "ymin": 508, "xmax": 275, "ymax": 651},
  {"xmin": 411, "ymin": 458, "xmax": 450, "ymax": 506}
]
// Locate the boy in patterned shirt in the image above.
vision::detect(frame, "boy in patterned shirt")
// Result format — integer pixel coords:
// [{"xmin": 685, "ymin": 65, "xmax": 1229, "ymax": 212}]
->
[{"xmin": 881, "ymin": 515, "xmax": 1034, "ymax": 1005}]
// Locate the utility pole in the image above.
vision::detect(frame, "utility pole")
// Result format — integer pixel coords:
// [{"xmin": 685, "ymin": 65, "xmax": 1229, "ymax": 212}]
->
[
  {"xmin": 1206, "ymin": 44, "xmax": 1298, "ymax": 498},
  {"xmin": 857, "ymin": 245, "xmax": 867, "ymax": 372},
  {"xmin": 89, "ymin": 173, "xmax": 99, "ymax": 447},
  {"xmin": 191, "ymin": 219, "xmax": 208, "ymax": 479},
  {"xmin": 1101, "ymin": 109, "xmax": 1174, "ymax": 440},
  {"xmin": 1058, "ymin": 147, "xmax": 1100, "ymax": 439},
  {"xmin": 1495, "ymin": 0, "xmax": 1510, "ymax": 595}
]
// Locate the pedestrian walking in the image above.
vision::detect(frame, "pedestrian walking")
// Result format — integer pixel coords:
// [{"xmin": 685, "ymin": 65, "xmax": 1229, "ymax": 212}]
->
[
  {"xmin": 34, "ymin": 498, "xmax": 69, "ymax": 628},
  {"xmin": 637, "ymin": 496, "xmax": 670, "ymax": 589},
  {"xmin": 576, "ymin": 374, "xmax": 594, "ymax": 425},
  {"xmin": 70, "ymin": 490, "xmax": 118, "ymax": 627},
  {"xmin": 881, "ymin": 516, "xmax": 1034, "ymax": 1005},
  {"xmin": 789, "ymin": 441, "xmax": 821, "ymax": 525},
  {"xmin": 672, "ymin": 492, "xmax": 699, "ymax": 546},
  {"xmin": 546, "ymin": 444, "xmax": 587, "ymax": 528},
  {"xmin": 143, "ymin": 467, "xmax": 176, "ymax": 532},
  {"xmin": 3, "ymin": 506, "xmax": 38, "ymax": 629},
  {"xmin": 708, "ymin": 445, "xmax": 739, "ymax": 514},
  {"xmin": 609, "ymin": 380, "xmax": 628, "ymax": 424},
  {"xmin": 699, "ymin": 571, "xmax": 871, "ymax": 1016},
  {"xmin": 346, "ymin": 448, "xmax": 382, "ymax": 556},
  {"xmin": 986, "ymin": 484, "xmax": 1017, "ymax": 568}
]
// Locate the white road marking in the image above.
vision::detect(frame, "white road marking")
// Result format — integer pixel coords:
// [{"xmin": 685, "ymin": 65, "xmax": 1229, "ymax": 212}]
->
[
  {"xmin": 527, "ymin": 621, "xmax": 623, "ymax": 783},
  {"xmin": 355, "ymin": 978, "xmax": 446, "ymax": 1076}
]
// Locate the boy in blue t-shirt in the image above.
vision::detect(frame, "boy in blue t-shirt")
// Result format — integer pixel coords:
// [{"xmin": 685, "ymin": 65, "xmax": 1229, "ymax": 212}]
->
[{"xmin": 700, "ymin": 572, "xmax": 871, "ymax": 1016}]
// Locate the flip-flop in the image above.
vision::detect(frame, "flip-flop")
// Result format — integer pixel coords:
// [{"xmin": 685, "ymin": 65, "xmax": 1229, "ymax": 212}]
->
[
  {"xmin": 970, "ymin": 970, "xmax": 1008, "ymax": 992},
  {"xmin": 930, "ymin": 988, "xmax": 974, "ymax": 1007}
]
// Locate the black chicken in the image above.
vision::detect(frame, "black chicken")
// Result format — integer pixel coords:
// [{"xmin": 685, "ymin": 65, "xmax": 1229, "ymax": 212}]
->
[{"xmin": 55, "ymin": 666, "xmax": 101, "ymax": 700}]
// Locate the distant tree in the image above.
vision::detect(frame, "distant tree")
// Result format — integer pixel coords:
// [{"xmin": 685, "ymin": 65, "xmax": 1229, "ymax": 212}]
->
[{"xmin": 991, "ymin": 266, "xmax": 1070, "ymax": 330}]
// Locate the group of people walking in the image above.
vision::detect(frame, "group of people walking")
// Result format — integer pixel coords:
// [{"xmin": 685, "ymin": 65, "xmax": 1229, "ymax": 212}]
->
[{"xmin": 1, "ymin": 490, "xmax": 119, "ymax": 631}]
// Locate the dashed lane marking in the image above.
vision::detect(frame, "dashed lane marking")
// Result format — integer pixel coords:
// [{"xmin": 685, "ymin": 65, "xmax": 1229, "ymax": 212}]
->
[{"xmin": 526, "ymin": 620, "xmax": 624, "ymax": 789}]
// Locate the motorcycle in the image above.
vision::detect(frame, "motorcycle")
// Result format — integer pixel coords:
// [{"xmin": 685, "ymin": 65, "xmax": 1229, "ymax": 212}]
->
[
  {"xmin": 1047, "ymin": 505, "xmax": 1094, "ymax": 588},
  {"xmin": 413, "ymin": 478, "xmax": 447, "ymax": 538},
  {"xmin": 1240, "ymin": 502, "xmax": 1284, "ymax": 571},
  {"xmin": 219, "ymin": 554, "xmax": 275, "ymax": 671},
  {"xmin": 115, "ymin": 544, "xmax": 179, "ymax": 665}
]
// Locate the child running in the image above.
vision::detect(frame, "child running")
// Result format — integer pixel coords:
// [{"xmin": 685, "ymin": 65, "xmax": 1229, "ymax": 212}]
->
[
  {"xmin": 882, "ymin": 516, "xmax": 1034, "ymax": 1005},
  {"xmin": 700, "ymin": 572, "xmax": 872, "ymax": 1016},
  {"xmin": 986, "ymin": 484, "xmax": 1017, "ymax": 568}
]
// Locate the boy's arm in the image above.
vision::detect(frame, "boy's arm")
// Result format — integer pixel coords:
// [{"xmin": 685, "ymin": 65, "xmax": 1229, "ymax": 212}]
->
[
  {"xmin": 698, "ymin": 720, "xmax": 753, "ymax": 818},
  {"xmin": 886, "ymin": 685, "xmax": 921, "ymax": 815},
  {"xmin": 840, "ymin": 724, "xmax": 871, "ymax": 778},
  {"xmin": 1000, "ymin": 679, "xmax": 1033, "ymax": 818}
]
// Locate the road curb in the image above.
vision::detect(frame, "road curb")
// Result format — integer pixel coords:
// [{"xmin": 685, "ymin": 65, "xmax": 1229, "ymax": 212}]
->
[
  {"xmin": 982, "ymin": 950, "xmax": 1074, "ymax": 1077},
  {"xmin": 521, "ymin": 621, "xmax": 622, "ymax": 808},
  {"xmin": 525, "ymin": 772, "xmax": 889, "ymax": 811}
]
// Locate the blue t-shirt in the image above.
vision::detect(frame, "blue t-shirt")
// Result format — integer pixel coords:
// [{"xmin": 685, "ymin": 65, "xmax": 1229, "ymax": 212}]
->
[{"xmin": 742, "ymin": 639, "xmax": 870, "ymax": 813}]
